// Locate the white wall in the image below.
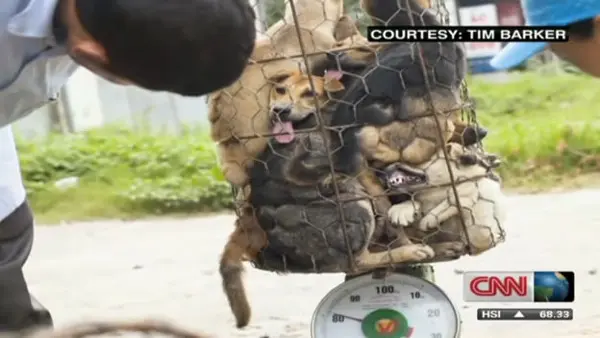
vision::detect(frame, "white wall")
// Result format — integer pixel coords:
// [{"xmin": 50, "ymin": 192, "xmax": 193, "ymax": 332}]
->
[
  {"xmin": 12, "ymin": 67, "xmax": 210, "ymax": 139},
  {"xmin": 11, "ymin": 2, "xmax": 280, "ymax": 139}
]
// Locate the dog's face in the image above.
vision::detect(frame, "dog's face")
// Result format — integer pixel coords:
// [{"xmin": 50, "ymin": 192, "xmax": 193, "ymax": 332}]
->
[
  {"xmin": 379, "ymin": 162, "xmax": 427, "ymax": 192},
  {"xmin": 380, "ymin": 144, "xmax": 501, "ymax": 191},
  {"xmin": 268, "ymin": 71, "xmax": 345, "ymax": 143}
]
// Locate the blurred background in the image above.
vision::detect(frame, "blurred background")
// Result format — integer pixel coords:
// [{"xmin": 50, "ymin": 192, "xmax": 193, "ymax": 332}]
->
[{"xmin": 14, "ymin": 0, "xmax": 599, "ymax": 224}]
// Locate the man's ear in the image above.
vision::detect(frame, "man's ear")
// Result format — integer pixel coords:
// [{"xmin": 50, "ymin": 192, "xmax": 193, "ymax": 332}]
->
[
  {"xmin": 324, "ymin": 78, "xmax": 345, "ymax": 92},
  {"xmin": 594, "ymin": 15, "xmax": 600, "ymax": 35},
  {"xmin": 70, "ymin": 40, "xmax": 108, "ymax": 64}
]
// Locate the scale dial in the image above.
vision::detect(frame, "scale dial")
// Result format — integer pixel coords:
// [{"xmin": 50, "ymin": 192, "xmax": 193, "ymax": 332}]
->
[{"xmin": 311, "ymin": 273, "xmax": 460, "ymax": 338}]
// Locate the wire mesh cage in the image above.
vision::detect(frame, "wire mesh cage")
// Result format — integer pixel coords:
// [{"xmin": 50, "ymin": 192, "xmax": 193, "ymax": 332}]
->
[
  {"xmin": 213, "ymin": 0, "xmax": 507, "ymax": 272},
  {"xmin": 211, "ymin": 0, "xmax": 507, "ymax": 326}
]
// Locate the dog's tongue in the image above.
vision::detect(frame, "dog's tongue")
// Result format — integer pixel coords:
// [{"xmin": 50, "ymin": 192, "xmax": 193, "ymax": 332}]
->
[
  {"xmin": 272, "ymin": 121, "xmax": 295, "ymax": 143},
  {"xmin": 325, "ymin": 69, "xmax": 343, "ymax": 80}
]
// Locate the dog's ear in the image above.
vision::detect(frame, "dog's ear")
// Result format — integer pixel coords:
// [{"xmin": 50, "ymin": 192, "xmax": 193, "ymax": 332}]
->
[
  {"xmin": 445, "ymin": 143, "xmax": 471, "ymax": 163},
  {"xmin": 324, "ymin": 78, "xmax": 345, "ymax": 92},
  {"xmin": 334, "ymin": 15, "xmax": 360, "ymax": 41},
  {"xmin": 268, "ymin": 72, "xmax": 292, "ymax": 85}
]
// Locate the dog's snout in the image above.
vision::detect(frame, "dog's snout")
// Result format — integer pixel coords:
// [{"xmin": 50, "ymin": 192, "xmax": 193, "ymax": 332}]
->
[
  {"xmin": 327, "ymin": 51, "xmax": 344, "ymax": 62},
  {"xmin": 271, "ymin": 105, "xmax": 292, "ymax": 120}
]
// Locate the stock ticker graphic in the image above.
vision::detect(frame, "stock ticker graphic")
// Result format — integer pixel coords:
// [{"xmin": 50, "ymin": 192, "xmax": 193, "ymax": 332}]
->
[
  {"xmin": 463, "ymin": 271, "xmax": 574, "ymax": 303},
  {"xmin": 476, "ymin": 308, "xmax": 573, "ymax": 321}
]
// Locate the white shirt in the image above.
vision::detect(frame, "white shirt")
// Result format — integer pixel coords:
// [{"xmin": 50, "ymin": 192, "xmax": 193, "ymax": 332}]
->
[
  {"xmin": 0, "ymin": 126, "xmax": 26, "ymax": 220},
  {"xmin": 0, "ymin": 0, "xmax": 78, "ymax": 219}
]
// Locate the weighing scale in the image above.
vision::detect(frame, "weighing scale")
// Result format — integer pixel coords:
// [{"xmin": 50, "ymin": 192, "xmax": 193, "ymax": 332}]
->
[{"xmin": 311, "ymin": 272, "xmax": 461, "ymax": 338}]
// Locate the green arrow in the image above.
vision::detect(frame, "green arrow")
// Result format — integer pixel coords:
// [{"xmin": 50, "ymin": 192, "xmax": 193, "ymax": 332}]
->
[{"xmin": 361, "ymin": 309, "xmax": 412, "ymax": 338}]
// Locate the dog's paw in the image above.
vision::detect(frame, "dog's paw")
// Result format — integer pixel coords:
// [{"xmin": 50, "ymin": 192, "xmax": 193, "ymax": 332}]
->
[
  {"xmin": 418, "ymin": 213, "xmax": 440, "ymax": 231},
  {"xmin": 407, "ymin": 244, "xmax": 435, "ymax": 261},
  {"xmin": 388, "ymin": 203, "xmax": 420, "ymax": 227},
  {"xmin": 322, "ymin": 174, "xmax": 335, "ymax": 186}
]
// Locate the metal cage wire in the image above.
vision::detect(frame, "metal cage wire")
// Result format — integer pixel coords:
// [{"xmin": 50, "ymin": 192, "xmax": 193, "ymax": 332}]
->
[{"xmin": 213, "ymin": 0, "xmax": 507, "ymax": 275}]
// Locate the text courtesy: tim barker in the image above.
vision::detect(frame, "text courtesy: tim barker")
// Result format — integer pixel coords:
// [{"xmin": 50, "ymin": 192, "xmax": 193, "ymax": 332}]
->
[{"xmin": 367, "ymin": 26, "xmax": 568, "ymax": 43}]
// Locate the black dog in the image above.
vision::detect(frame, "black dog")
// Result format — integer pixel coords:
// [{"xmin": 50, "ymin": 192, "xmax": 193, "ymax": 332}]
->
[
  {"xmin": 312, "ymin": 0, "xmax": 473, "ymax": 177},
  {"xmin": 248, "ymin": 114, "xmax": 376, "ymax": 273}
]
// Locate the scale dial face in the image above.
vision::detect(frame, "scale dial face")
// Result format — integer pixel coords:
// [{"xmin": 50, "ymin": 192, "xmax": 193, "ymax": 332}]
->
[{"xmin": 311, "ymin": 273, "xmax": 460, "ymax": 338}]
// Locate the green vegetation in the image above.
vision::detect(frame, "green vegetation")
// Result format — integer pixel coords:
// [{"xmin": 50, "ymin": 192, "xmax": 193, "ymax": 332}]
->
[
  {"xmin": 18, "ymin": 129, "xmax": 232, "ymax": 223},
  {"xmin": 471, "ymin": 72, "xmax": 600, "ymax": 190},
  {"xmin": 18, "ymin": 73, "xmax": 600, "ymax": 223}
]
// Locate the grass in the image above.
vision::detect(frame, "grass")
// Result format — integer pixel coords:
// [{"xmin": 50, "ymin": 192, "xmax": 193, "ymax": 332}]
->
[
  {"xmin": 29, "ymin": 168, "xmax": 146, "ymax": 224},
  {"xmin": 470, "ymin": 72, "xmax": 600, "ymax": 190},
  {"xmin": 22, "ymin": 72, "xmax": 600, "ymax": 223}
]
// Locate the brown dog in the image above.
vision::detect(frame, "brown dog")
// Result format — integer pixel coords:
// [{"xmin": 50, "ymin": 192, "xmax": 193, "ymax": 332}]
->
[{"xmin": 208, "ymin": 0, "xmax": 346, "ymax": 187}]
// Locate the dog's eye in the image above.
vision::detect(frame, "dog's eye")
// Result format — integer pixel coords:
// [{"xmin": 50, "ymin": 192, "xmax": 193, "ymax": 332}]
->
[
  {"xmin": 302, "ymin": 90, "xmax": 317, "ymax": 98},
  {"xmin": 275, "ymin": 87, "xmax": 286, "ymax": 95}
]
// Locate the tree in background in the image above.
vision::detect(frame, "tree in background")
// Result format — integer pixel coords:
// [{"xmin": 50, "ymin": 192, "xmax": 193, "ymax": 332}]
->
[{"xmin": 263, "ymin": 0, "xmax": 368, "ymax": 33}]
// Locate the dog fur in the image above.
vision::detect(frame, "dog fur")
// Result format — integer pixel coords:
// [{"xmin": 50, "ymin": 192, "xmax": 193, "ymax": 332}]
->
[
  {"xmin": 220, "ymin": 71, "xmax": 434, "ymax": 328},
  {"xmin": 311, "ymin": 0, "xmax": 469, "ymax": 177},
  {"xmin": 218, "ymin": 72, "xmax": 344, "ymax": 328},
  {"xmin": 208, "ymin": 0, "xmax": 345, "ymax": 187},
  {"xmin": 249, "ymin": 72, "xmax": 433, "ymax": 271},
  {"xmin": 384, "ymin": 143, "xmax": 506, "ymax": 259}
]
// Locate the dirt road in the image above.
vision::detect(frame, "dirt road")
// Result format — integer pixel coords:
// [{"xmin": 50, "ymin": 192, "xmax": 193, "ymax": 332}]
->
[{"xmin": 24, "ymin": 189, "xmax": 600, "ymax": 337}]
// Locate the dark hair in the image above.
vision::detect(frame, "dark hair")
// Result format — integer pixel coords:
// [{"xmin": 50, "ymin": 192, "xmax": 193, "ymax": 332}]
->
[
  {"xmin": 568, "ymin": 18, "xmax": 595, "ymax": 39},
  {"xmin": 74, "ymin": 0, "xmax": 256, "ymax": 96}
]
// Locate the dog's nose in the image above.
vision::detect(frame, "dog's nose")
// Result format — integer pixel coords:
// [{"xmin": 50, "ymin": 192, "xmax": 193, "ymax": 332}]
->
[
  {"xmin": 327, "ymin": 51, "xmax": 344, "ymax": 62},
  {"xmin": 272, "ymin": 105, "xmax": 291, "ymax": 120}
]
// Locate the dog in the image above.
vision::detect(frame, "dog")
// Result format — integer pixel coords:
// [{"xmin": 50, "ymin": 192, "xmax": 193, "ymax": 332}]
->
[
  {"xmin": 382, "ymin": 143, "xmax": 506, "ymax": 259},
  {"xmin": 249, "ymin": 71, "xmax": 433, "ymax": 269},
  {"xmin": 208, "ymin": 0, "xmax": 346, "ymax": 187},
  {"xmin": 310, "ymin": 0, "xmax": 471, "ymax": 178},
  {"xmin": 219, "ymin": 71, "xmax": 434, "ymax": 328}
]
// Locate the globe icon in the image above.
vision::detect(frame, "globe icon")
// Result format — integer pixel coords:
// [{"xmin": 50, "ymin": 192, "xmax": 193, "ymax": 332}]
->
[{"xmin": 534, "ymin": 272, "xmax": 570, "ymax": 302}]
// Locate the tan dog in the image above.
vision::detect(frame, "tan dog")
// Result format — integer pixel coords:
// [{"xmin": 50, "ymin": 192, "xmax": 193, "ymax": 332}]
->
[
  {"xmin": 266, "ymin": 70, "xmax": 344, "ymax": 149},
  {"xmin": 208, "ymin": 0, "xmax": 345, "ymax": 187},
  {"xmin": 384, "ymin": 143, "xmax": 506, "ymax": 258},
  {"xmin": 219, "ymin": 71, "xmax": 346, "ymax": 329}
]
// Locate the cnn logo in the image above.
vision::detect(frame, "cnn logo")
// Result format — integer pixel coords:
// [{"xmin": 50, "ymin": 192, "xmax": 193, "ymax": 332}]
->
[{"xmin": 463, "ymin": 272, "xmax": 534, "ymax": 302}]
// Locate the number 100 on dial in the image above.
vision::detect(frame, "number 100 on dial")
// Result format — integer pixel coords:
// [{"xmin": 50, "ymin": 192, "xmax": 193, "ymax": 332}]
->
[{"xmin": 311, "ymin": 274, "xmax": 461, "ymax": 338}]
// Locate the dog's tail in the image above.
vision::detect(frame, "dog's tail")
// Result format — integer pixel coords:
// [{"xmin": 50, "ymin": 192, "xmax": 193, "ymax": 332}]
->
[
  {"xmin": 361, "ymin": 0, "xmax": 440, "ymax": 26},
  {"xmin": 220, "ymin": 239, "xmax": 251, "ymax": 328},
  {"xmin": 220, "ymin": 210, "xmax": 268, "ymax": 328}
]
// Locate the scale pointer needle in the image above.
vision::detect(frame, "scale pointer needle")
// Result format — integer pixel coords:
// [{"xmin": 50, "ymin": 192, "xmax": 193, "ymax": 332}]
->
[{"xmin": 334, "ymin": 313, "xmax": 363, "ymax": 322}]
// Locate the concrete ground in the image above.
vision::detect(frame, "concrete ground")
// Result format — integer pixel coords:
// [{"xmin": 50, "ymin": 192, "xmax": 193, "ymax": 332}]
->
[{"xmin": 24, "ymin": 189, "xmax": 600, "ymax": 337}]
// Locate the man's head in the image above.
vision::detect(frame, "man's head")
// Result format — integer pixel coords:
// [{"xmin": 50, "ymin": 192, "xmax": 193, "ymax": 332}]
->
[
  {"xmin": 550, "ymin": 17, "xmax": 600, "ymax": 76},
  {"xmin": 490, "ymin": 0, "xmax": 600, "ymax": 77},
  {"xmin": 55, "ymin": 0, "xmax": 256, "ymax": 96}
]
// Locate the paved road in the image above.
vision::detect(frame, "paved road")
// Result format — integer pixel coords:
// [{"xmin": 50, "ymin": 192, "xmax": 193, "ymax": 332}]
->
[{"xmin": 24, "ymin": 189, "xmax": 600, "ymax": 337}]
